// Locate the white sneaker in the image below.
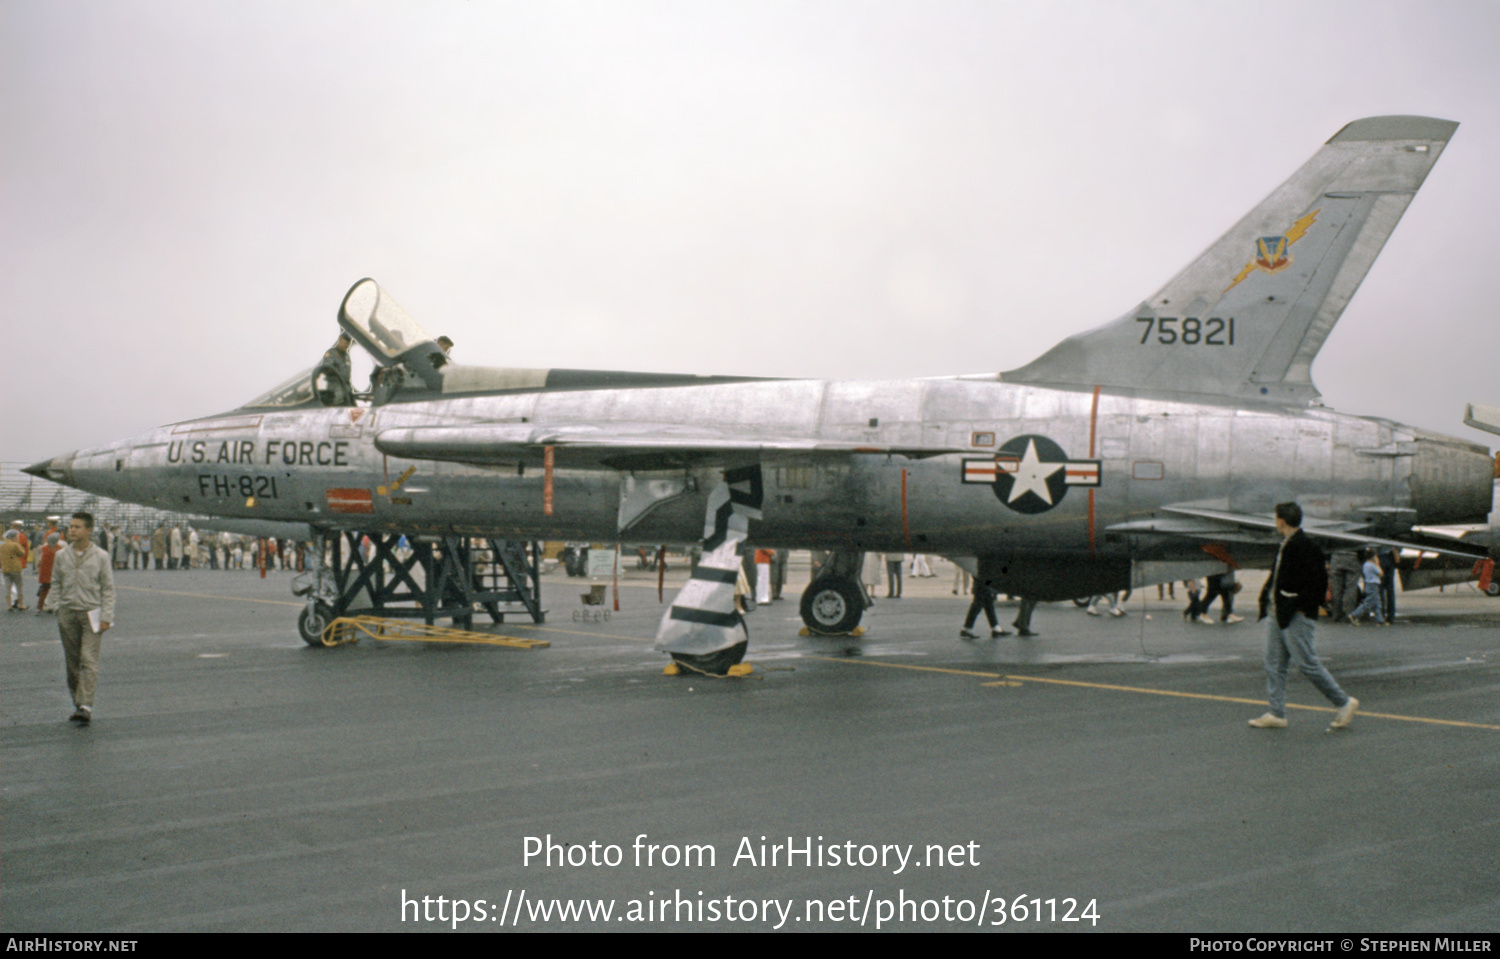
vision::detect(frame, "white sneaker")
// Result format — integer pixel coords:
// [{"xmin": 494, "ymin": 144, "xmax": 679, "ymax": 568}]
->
[
  {"xmin": 1194, "ymin": 615, "xmax": 1215, "ymax": 625},
  {"xmin": 1222, "ymin": 614, "xmax": 1244, "ymax": 625},
  {"xmin": 1085, "ymin": 606, "xmax": 1101, "ymax": 616},
  {"xmin": 1330, "ymin": 697, "xmax": 1359, "ymax": 729},
  {"xmin": 1109, "ymin": 607, "xmax": 1126, "ymax": 617},
  {"xmin": 1248, "ymin": 713, "xmax": 1288, "ymax": 729}
]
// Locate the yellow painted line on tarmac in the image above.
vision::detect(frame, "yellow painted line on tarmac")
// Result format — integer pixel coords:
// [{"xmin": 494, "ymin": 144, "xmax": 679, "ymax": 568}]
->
[
  {"xmin": 1292, "ymin": 708, "xmax": 1500, "ymax": 731},
  {"xmin": 1007, "ymin": 672, "xmax": 1270, "ymax": 707},
  {"xmin": 109, "ymin": 589, "xmax": 1500, "ymax": 731},
  {"xmin": 805, "ymin": 655, "xmax": 1500, "ymax": 732},
  {"xmin": 117, "ymin": 585, "xmax": 303, "ymax": 608}
]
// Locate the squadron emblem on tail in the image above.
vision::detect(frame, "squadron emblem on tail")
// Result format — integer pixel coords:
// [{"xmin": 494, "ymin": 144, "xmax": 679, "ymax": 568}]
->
[{"xmin": 1225, "ymin": 209, "xmax": 1320, "ymax": 291}]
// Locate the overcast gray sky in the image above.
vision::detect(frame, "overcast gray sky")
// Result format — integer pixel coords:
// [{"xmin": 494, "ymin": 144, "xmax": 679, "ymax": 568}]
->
[{"xmin": 5, "ymin": 0, "xmax": 1498, "ymax": 462}]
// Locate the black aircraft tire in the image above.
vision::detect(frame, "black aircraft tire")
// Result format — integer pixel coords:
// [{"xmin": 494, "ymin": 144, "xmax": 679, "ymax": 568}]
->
[
  {"xmin": 298, "ymin": 601, "xmax": 334, "ymax": 647},
  {"xmin": 800, "ymin": 576, "xmax": 865, "ymax": 634},
  {"xmin": 671, "ymin": 639, "xmax": 748, "ymax": 677},
  {"xmin": 1485, "ymin": 581, "xmax": 1500, "ymax": 598}
]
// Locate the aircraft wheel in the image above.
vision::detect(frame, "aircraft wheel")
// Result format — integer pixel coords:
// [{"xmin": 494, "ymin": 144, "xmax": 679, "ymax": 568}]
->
[
  {"xmin": 800, "ymin": 576, "xmax": 865, "ymax": 634},
  {"xmin": 670, "ymin": 639, "xmax": 748, "ymax": 677},
  {"xmin": 298, "ymin": 601, "xmax": 335, "ymax": 647},
  {"xmin": 1485, "ymin": 581, "xmax": 1500, "ymax": 598}
]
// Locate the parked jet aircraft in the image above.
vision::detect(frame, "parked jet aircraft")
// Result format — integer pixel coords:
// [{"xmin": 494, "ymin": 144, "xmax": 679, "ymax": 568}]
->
[{"xmin": 27, "ymin": 115, "xmax": 1497, "ymax": 672}]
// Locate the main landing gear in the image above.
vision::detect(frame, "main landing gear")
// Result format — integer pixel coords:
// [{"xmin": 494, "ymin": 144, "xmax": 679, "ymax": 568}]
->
[
  {"xmin": 799, "ymin": 576, "xmax": 866, "ymax": 634},
  {"xmin": 797, "ymin": 550, "xmax": 868, "ymax": 635},
  {"xmin": 294, "ymin": 532, "xmax": 545, "ymax": 647}
]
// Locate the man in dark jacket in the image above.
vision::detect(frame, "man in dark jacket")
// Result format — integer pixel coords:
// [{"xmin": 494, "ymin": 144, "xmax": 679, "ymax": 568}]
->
[{"xmin": 1250, "ymin": 502, "xmax": 1359, "ymax": 730}]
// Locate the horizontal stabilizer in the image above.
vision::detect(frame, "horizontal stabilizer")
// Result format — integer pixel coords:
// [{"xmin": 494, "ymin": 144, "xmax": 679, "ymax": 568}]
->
[
  {"xmin": 1003, "ymin": 116, "xmax": 1457, "ymax": 404},
  {"xmin": 1463, "ymin": 402, "xmax": 1500, "ymax": 437}
]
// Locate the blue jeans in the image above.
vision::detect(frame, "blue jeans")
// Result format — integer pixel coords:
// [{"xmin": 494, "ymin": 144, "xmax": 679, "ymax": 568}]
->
[
  {"xmin": 1264, "ymin": 612, "xmax": 1350, "ymax": 718},
  {"xmin": 1349, "ymin": 585, "xmax": 1382, "ymax": 623}
]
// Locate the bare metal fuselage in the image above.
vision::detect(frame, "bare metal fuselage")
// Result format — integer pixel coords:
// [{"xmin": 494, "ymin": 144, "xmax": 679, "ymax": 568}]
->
[{"xmin": 46, "ymin": 375, "xmax": 1492, "ymax": 598}]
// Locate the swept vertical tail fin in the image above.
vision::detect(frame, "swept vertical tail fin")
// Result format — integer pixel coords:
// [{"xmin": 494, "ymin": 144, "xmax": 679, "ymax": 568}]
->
[{"xmin": 1002, "ymin": 116, "xmax": 1457, "ymax": 403}]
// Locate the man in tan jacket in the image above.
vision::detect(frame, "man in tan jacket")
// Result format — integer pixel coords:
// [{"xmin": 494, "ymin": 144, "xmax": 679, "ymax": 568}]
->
[{"xmin": 53, "ymin": 511, "xmax": 115, "ymax": 724}]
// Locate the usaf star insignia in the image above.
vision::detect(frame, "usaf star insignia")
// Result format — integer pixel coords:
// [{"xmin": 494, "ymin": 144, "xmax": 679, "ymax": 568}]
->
[{"xmin": 962, "ymin": 434, "xmax": 1100, "ymax": 513}]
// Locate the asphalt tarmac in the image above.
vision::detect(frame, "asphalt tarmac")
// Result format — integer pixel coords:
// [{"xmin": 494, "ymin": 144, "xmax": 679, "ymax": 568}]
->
[{"xmin": 3, "ymin": 558, "xmax": 1498, "ymax": 933}]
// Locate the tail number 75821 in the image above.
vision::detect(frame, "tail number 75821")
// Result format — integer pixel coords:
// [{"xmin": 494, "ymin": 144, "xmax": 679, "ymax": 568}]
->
[{"xmin": 1137, "ymin": 317, "xmax": 1234, "ymax": 346}]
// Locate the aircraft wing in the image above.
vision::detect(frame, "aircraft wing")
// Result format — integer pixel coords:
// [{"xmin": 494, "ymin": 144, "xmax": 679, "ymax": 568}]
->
[
  {"xmin": 375, "ymin": 423, "xmax": 959, "ymax": 470},
  {"xmin": 1104, "ymin": 512, "xmax": 1282, "ymax": 545},
  {"xmin": 1126, "ymin": 505, "xmax": 1494, "ymax": 561}
]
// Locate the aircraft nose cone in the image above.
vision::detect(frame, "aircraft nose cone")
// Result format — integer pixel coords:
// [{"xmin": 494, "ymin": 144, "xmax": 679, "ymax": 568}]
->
[{"xmin": 22, "ymin": 453, "xmax": 75, "ymax": 485}]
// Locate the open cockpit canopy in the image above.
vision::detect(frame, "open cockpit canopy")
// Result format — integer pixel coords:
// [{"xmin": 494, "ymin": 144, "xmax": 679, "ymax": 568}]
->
[
  {"xmin": 236, "ymin": 278, "xmax": 768, "ymax": 412},
  {"xmin": 339, "ymin": 278, "xmax": 448, "ymax": 390},
  {"xmin": 238, "ymin": 279, "xmax": 447, "ymax": 410}
]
